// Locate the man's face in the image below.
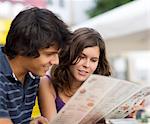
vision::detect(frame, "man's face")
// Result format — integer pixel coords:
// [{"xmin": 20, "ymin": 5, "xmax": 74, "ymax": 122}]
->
[{"xmin": 25, "ymin": 45, "xmax": 59, "ymax": 77}]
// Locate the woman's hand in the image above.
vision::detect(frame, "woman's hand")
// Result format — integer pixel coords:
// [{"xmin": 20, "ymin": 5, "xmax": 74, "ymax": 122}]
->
[{"xmin": 128, "ymin": 100, "xmax": 145, "ymax": 118}]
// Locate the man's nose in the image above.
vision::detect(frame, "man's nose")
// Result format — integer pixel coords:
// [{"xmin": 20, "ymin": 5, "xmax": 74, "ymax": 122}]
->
[{"xmin": 50, "ymin": 54, "xmax": 59, "ymax": 65}]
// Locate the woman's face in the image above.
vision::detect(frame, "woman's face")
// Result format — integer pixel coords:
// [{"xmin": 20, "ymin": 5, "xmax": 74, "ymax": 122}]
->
[{"xmin": 69, "ymin": 46, "xmax": 100, "ymax": 83}]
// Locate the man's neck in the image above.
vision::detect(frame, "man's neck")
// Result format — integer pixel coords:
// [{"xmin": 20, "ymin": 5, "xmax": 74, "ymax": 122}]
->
[{"xmin": 7, "ymin": 56, "xmax": 27, "ymax": 84}]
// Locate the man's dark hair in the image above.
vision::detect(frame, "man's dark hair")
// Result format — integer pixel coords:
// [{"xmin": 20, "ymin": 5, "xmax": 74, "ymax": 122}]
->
[{"xmin": 3, "ymin": 7, "xmax": 72, "ymax": 59}]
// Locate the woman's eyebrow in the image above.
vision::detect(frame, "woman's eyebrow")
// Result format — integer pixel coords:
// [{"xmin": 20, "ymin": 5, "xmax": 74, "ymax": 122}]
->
[
  {"xmin": 81, "ymin": 53, "xmax": 86, "ymax": 56},
  {"xmin": 81, "ymin": 53, "xmax": 99, "ymax": 59}
]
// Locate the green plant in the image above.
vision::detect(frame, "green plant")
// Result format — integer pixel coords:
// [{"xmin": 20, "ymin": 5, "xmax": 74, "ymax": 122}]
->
[{"xmin": 87, "ymin": 0, "xmax": 135, "ymax": 18}]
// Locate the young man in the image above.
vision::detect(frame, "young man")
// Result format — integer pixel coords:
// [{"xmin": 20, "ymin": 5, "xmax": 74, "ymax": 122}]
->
[{"xmin": 0, "ymin": 7, "xmax": 71, "ymax": 124}]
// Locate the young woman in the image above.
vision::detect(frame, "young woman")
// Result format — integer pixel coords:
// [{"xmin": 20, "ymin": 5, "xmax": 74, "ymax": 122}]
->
[{"xmin": 38, "ymin": 27, "xmax": 111, "ymax": 123}]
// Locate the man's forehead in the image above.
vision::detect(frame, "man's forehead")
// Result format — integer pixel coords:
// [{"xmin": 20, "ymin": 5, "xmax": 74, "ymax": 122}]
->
[{"xmin": 42, "ymin": 47, "xmax": 59, "ymax": 52}]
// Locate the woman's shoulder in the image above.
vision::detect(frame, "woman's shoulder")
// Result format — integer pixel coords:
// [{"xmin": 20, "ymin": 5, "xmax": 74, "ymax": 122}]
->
[
  {"xmin": 40, "ymin": 75, "xmax": 56, "ymax": 98},
  {"xmin": 40, "ymin": 75, "xmax": 53, "ymax": 86}
]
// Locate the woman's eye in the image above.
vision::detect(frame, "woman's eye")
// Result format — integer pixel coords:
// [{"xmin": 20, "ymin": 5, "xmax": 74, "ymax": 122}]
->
[
  {"xmin": 79, "ymin": 56, "xmax": 85, "ymax": 59},
  {"xmin": 91, "ymin": 59, "xmax": 98, "ymax": 62}
]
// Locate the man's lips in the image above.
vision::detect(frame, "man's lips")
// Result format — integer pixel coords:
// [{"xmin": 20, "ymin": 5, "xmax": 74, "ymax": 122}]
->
[{"xmin": 43, "ymin": 66, "xmax": 50, "ymax": 72}]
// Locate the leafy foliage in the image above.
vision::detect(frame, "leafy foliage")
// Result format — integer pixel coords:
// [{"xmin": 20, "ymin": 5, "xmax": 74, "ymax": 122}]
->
[{"xmin": 87, "ymin": 0, "xmax": 135, "ymax": 18}]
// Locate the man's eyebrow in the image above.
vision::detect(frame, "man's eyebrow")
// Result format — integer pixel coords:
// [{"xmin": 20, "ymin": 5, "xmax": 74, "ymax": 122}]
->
[{"xmin": 44, "ymin": 51, "xmax": 58, "ymax": 54}]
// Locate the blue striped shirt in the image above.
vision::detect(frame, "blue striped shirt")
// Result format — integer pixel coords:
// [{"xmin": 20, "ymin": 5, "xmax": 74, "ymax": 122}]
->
[{"xmin": 0, "ymin": 46, "xmax": 40, "ymax": 124}]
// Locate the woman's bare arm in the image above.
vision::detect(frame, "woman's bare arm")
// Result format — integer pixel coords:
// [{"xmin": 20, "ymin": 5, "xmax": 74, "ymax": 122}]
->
[{"xmin": 38, "ymin": 76, "xmax": 57, "ymax": 122}]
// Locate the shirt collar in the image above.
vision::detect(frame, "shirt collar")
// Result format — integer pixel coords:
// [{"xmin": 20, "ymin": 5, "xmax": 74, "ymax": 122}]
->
[
  {"xmin": 0, "ymin": 46, "xmax": 12, "ymax": 77},
  {"xmin": 0, "ymin": 46, "xmax": 38, "ymax": 80},
  {"xmin": 28, "ymin": 72, "xmax": 36, "ymax": 79}
]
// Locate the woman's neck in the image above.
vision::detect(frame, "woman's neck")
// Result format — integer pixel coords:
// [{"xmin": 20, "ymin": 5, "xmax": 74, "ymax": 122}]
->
[
  {"xmin": 71, "ymin": 80, "xmax": 83, "ymax": 91},
  {"xmin": 58, "ymin": 80, "xmax": 83, "ymax": 102},
  {"xmin": 64, "ymin": 80, "xmax": 83, "ymax": 97}
]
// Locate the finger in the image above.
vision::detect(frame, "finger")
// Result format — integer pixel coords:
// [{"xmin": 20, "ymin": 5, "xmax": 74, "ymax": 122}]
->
[{"xmin": 37, "ymin": 116, "xmax": 49, "ymax": 124}]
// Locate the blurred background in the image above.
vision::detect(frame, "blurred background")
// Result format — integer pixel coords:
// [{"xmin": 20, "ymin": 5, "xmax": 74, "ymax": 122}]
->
[
  {"xmin": 0, "ymin": 0, "xmax": 150, "ymax": 117},
  {"xmin": 0, "ymin": 0, "xmax": 149, "ymax": 83}
]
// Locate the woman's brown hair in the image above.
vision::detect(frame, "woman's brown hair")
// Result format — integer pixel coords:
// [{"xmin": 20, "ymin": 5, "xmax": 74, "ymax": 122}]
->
[{"xmin": 51, "ymin": 27, "xmax": 111, "ymax": 95}]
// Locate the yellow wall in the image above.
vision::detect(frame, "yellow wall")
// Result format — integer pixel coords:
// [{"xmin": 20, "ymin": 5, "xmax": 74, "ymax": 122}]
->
[
  {"xmin": 0, "ymin": 19, "xmax": 11, "ymax": 45},
  {"xmin": 32, "ymin": 97, "xmax": 41, "ymax": 118}
]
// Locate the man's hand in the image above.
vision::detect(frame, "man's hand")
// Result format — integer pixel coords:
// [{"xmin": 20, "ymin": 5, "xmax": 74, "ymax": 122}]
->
[{"xmin": 30, "ymin": 116, "xmax": 49, "ymax": 124}]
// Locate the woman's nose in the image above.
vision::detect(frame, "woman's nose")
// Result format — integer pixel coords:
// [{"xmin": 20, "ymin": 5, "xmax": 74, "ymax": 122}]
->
[{"xmin": 83, "ymin": 59, "xmax": 90, "ymax": 68}]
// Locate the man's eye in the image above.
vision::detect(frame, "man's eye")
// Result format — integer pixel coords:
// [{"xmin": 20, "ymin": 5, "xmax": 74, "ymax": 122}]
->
[
  {"xmin": 47, "ymin": 52, "xmax": 58, "ymax": 56},
  {"xmin": 47, "ymin": 53, "xmax": 52, "ymax": 56}
]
